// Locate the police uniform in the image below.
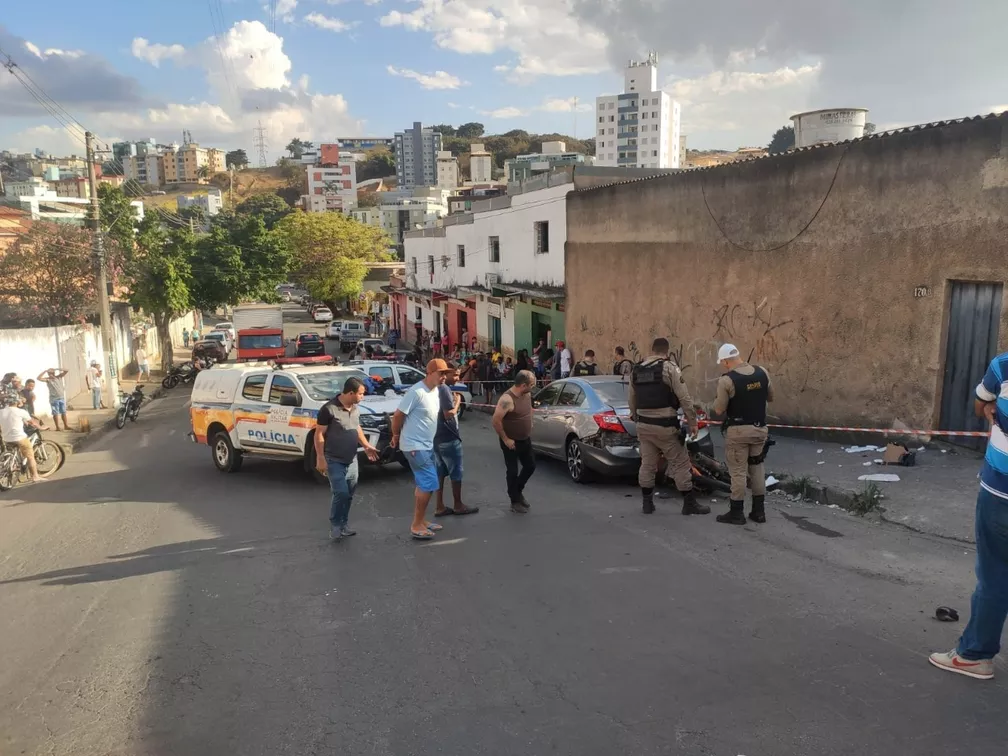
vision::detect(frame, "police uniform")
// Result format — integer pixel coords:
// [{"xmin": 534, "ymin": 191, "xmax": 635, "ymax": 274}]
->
[
  {"xmin": 629, "ymin": 356, "xmax": 710, "ymax": 516},
  {"xmin": 613, "ymin": 358, "xmax": 633, "ymax": 377},
  {"xmin": 571, "ymin": 360, "xmax": 597, "ymax": 377},
  {"xmin": 713, "ymin": 362, "xmax": 774, "ymax": 524}
]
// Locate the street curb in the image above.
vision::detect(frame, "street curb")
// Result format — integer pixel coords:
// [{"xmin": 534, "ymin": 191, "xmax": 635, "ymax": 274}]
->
[{"xmin": 59, "ymin": 384, "xmax": 169, "ymax": 455}]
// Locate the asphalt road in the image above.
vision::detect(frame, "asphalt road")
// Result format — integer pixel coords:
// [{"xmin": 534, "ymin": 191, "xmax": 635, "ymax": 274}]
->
[{"xmin": 2, "ymin": 313, "xmax": 1006, "ymax": 755}]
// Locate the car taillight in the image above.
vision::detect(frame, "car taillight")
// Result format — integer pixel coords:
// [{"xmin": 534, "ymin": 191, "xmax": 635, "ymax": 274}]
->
[{"xmin": 593, "ymin": 413, "xmax": 627, "ymax": 433}]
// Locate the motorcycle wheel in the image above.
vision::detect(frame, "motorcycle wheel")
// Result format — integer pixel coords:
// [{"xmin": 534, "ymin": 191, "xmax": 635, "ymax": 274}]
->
[
  {"xmin": 0, "ymin": 451, "xmax": 17, "ymax": 491},
  {"xmin": 34, "ymin": 440, "xmax": 65, "ymax": 478},
  {"xmin": 168, "ymin": 374, "xmax": 180, "ymax": 388},
  {"xmin": 162, "ymin": 375, "xmax": 173, "ymax": 389},
  {"xmin": 116, "ymin": 405, "xmax": 128, "ymax": 429}
]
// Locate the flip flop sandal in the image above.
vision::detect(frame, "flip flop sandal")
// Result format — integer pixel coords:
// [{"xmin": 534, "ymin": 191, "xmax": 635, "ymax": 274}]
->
[
  {"xmin": 411, "ymin": 529, "xmax": 435, "ymax": 540},
  {"xmin": 453, "ymin": 505, "xmax": 479, "ymax": 515},
  {"xmin": 425, "ymin": 522, "xmax": 443, "ymax": 532},
  {"xmin": 435, "ymin": 508, "xmax": 456, "ymax": 517}
]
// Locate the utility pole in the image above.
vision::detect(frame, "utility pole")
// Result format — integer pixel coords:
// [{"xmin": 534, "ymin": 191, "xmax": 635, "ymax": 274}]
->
[
  {"xmin": 254, "ymin": 121, "xmax": 269, "ymax": 168},
  {"xmin": 85, "ymin": 131, "xmax": 119, "ymax": 408}
]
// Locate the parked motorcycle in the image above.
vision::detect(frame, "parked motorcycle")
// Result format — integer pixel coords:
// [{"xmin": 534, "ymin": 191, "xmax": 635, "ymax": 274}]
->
[
  {"xmin": 0, "ymin": 427, "xmax": 65, "ymax": 491},
  {"xmin": 162, "ymin": 361, "xmax": 202, "ymax": 389},
  {"xmin": 115, "ymin": 384, "xmax": 145, "ymax": 429}
]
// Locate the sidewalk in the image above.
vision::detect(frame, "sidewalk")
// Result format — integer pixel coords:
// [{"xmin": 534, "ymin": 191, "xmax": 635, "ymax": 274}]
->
[
  {"xmin": 713, "ymin": 432, "xmax": 984, "ymax": 543},
  {"xmin": 42, "ymin": 368, "xmax": 171, "ymax": 454}
]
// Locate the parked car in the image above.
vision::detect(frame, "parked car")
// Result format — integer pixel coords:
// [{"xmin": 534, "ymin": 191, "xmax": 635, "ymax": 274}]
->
[
  {"xmin": 214, "ymin": 322, "xmax": 236, "ymax": 342},
  {"xmin": 313, "ymin": 307, "xmax": 333, "ymax": 323},
  {"xmin": 529, "ymin": 376, "xmax": 714, "ymax": 484},
  {"xmin": 295, "ymin": 332, "xmax": 326, "ymax": 357},
  {"xmin": 338, "ymin": 321, "xmax": 366, "ymax": 352},
  {"xmin": 327, "ymin": 320, "xmax": 343, "ymax": 340},
  {"xmin": 348, "ymin": 360, "xmax": 473, "ymax": 417},
  {"xmin": 205, "ymin": 330, "xmax": 233, "ymax": 354},
  {"xmin": 192, "ymin": 339, "xmax": 227, "ymax": 362}
]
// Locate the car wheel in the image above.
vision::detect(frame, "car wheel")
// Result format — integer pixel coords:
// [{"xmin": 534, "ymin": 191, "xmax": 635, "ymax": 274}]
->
[
  {"xmin": 457, "ymin": 399, "xmax": 467, "ymax": 419},
  {"xmin": 211, "ymin": 431, "xmax": 243, "ymax": 473},
  {"xmin": 566, "ymin": 436, "xmax": 591, "ymax": 484},
  {"xmin": 305, "ymin": 442, "xmax": 328, "ymax": 485}
]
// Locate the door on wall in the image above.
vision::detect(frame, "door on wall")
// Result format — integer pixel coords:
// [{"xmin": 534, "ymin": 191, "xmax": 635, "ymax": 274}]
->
[
  {"xmin": 457, "ymin": 311, "xmax": 469, "ymax": 347},
  {"xmin": 531, "ymin": 312, "xmax": 552, "ymax": 350},
  {"xmin": 939, "ymin": 281, "xmax": 1003, "ymax": 449},
  {"xmin": 489, "ymin": 316, "xmax": 502, "ymax": 350}
]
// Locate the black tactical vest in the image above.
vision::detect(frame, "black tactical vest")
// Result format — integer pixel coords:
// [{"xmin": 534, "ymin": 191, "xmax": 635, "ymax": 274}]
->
[
  {"xmin": 631, "ymin": 360, "xmax": 679, "ymax": 410},
  {"xmin": 726, "ymin": 366, "xmax": 769, "ymax": 426},
  {"xmin": 613, "ymin": 359, "xmax": 631, "ymax": 376},
  {"xmin": 571, "ymin": 361, "xmax": 597, "ymax": 377}
]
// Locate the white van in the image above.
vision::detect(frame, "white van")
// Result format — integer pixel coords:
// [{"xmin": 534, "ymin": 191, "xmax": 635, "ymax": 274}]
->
[
  {"xmin": 188, "ymin": 362, "xmax": 403, "ymax": 479},
  {"xmin": 338, "ymin": 322, "xmax": 366, "ymax": 352}
]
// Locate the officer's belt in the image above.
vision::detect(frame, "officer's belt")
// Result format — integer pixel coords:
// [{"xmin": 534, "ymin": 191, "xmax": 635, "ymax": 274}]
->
[{"xmin": 635, "ymin": 415, "xmax": 679, "ymax": 428}]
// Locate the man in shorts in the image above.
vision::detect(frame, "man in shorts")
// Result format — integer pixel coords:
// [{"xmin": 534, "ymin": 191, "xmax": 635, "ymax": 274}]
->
[
  {"xmin": 392, "ymin": 358, "xmax": 451, "ymax": 540},
  {"xmin": 38, "ymin": 368, "xmax": 69, "ymax": 431},
  {"xmin": 433, "ymin": 363, "xmax": 478, "ymax": 518}
]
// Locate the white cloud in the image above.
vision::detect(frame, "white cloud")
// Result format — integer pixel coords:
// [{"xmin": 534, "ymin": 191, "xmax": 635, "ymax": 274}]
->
[
  {"xmin": 276, "ymin": 0, "xmax": 298, "ymax": 22},
  {"xmin": 988, "ymin": 104, "xmax": 1008, "ymax": 114},
  {"xmin": 304, "ymin": 12, "xmax": 355, "ymax": 32},
  {"xmin": 480, "ymin": 106, "xmax": 527, "ymax": 119},
  {"xmin": 539, "ymin": 97, "xmax": 591, "ymax": 113},
  {"xmin": 386, "ymin": 65, "xmax": 464, "ymax": 90},
  {"xmin": 665, "ymin": 63, "xmax": 821, "ymax": 142},
  {"xmin": 23, "ymin": 40, "xmax": 85, "ymax": 60},
  {"xmin": 379, "ymin": 0, "xmax": 608, "ymax": 81},
  {"xmin": 130, "ymin": 37, "xmax": 187, "ymax": 67},
  {"xmin": 447, "ymin": 102, "xmax": 461, "ymax": 109}
]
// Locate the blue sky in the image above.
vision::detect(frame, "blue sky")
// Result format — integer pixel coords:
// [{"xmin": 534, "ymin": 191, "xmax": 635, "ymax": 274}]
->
[{"xmin": 2, "ymin": 0, "xmax": 1006, "ymax": 159}]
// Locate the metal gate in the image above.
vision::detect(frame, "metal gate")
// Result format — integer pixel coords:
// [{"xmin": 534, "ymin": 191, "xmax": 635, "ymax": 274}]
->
[{"xmin": 939, "ymin": 281, "xmax": 1003, "ymax": 448}]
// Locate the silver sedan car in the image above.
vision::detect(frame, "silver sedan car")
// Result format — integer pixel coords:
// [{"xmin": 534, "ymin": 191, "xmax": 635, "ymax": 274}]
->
[{"xmin": 530, "ymin": 375, "xmax": 714, "ymax": 484}]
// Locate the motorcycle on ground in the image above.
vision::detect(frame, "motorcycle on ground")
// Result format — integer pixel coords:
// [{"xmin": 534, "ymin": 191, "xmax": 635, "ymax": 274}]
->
[
  {"xmin": 162, "ymin": 361, "xmax": 202, "ymax": 389},
  {"xmin": 115, "ymin": 384, "xmax": 145, "ymax": 429},
  {"xmin": 0, "ymin": 427, "xmax": 66, "ymax": 491}
]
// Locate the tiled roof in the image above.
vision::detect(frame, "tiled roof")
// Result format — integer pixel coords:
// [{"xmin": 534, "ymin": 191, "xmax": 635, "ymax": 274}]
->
[{"xmin": 576, "ymin": 111, "xmax": 1008, "ymax": 194}]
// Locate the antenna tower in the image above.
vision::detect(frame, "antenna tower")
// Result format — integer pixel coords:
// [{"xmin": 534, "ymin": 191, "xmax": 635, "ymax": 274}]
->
[{"xmin": 253, "ymin": 120, "xmax": 269, "ymax": 167}]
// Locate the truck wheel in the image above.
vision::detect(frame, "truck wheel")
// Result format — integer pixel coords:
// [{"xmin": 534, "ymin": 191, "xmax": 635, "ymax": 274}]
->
[{"xmin": 211, "ymin": 431, "xmax": 243, "ymax": 473}]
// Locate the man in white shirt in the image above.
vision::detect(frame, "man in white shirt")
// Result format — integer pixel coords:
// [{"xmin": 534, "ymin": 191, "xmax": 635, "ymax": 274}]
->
[
  {"xmin": 558, "ymin": 341, "xmax": 573, "ymax": 378},
  {"xmin": 136, "ymin": 346, "xmax": 150, "ymax": 380},
  {"xmin": 86, "ymin": 360, "xmax": 104, "ymax": 409},
  {"xmin": 1, "ymin": 394, "xmax": 41, "ymax": 482}
]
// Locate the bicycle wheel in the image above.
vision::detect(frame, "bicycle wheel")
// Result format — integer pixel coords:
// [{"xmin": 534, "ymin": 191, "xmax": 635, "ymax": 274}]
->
[
  {"xmin": 0, "ymin": 452, "xmax": 17, "ymax": 491},
  {"xmin": 34, "ymin": 440, "xmax": 65, "ymax": 478}
]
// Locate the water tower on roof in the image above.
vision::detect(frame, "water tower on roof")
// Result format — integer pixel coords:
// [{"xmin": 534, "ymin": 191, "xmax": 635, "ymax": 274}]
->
[{"xmin": 790, "ymin": 108, "xmax": 869, "ymax": 148}]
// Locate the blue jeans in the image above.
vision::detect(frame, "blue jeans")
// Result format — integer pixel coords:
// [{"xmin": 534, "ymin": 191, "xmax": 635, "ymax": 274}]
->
[
  {"xmin": 91, "ymin": 386, "xmax": 102, "ymax": 409},
  {"xmin": 436, "ymin": 439, "xmax": 464, "ymax": 482},
  {"xmin": 326, "ymin": 456, "xmax": 359, "ymax": 529},
  {"xmin": 957, "ymin": 487, "xmax": 1008, "ymax": 660}
]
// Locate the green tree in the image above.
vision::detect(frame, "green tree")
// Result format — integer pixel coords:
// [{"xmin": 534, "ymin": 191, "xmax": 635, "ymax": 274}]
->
[
  {"xmin": 235, "ymin": 192, "xmax": 293, "ymax": 230},
  {"xmin": 285, "ymin": 138, "xmax": 307, "ymax": 158},
  {"xmin": 432, "ymin": 123, "xmax": 456, "ymax": 136},
  {"xmin": 356, "ymin": 148, "xmax": 396, "ymax": 182},
  {"xmin": 98, "ymin": 184, "xmax": 138, "ymax": 256},
  {"xmin": 225, "ymin": 149, "xmax": 249, "ymax": 169},
  {"xmin": 227, "ymin": 214, "xmax": 292, "ymax": 302},
  {"xmin": 276, "ymin": 211, "xmax": 389, "ymax": 304},
  {"xmin": 0, "ymin": 223, "xmax": 100, "ymax": 326},
  {"xmin": 188, "ymin": 222, "xmax": 243, "ymax": 313},
  {"xmin": 356, "ymin": 191, "xmax": 380, "ymax": 208},
  {"xmin": 457, "ymin": 122, "xmax": 485, "ymax": 139},
  {"xmin": 768, "ymin": 125, "xmax": 796, "ymax": 154},
  {"xmin": 196, "ymin": 165, "xmax": 211, "ymax": 180},
  {"xmin": 124, "ymin": 218, "xmax": 194, "ymax": 370},
  {"xmin": 275, "ymin": 185, "xmax": 302, "ymax": 207}
]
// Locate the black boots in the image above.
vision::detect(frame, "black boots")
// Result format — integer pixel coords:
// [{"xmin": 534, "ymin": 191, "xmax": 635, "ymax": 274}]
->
[
  {"xmin": 642, "ymin": 487, "xmax": 655, "ymax": 514},
  {"xmin": 749, "ymin": 495, "xmax": 766, "ymax": 524},
  {"xmin": 681, "ymin": 490, "xmax": 711, "ymax": 516},
  {"xmin": 717, "ymin": 499, "xmax": 747, "ymax": 525}
]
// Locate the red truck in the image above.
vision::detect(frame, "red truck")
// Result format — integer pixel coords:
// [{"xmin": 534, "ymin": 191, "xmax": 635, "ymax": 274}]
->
[{"xmin": 233, "ymin": 304, "xmax": 285, "ymax": 361}]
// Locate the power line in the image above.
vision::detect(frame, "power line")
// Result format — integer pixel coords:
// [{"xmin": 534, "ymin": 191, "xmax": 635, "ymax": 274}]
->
[{"xmin": 254, "ymin": 121, "xmax": 269, "ymax": 167}]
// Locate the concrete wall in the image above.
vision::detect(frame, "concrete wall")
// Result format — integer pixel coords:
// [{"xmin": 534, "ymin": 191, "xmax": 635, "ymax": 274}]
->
[{"xmin": 565, "ymin": 114, "xmax": 1008, "ymax": 429}]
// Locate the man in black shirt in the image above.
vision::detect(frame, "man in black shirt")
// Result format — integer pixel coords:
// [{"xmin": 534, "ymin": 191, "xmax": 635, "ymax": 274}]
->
[
  {"xmin": 433, "ymin": 363, "xmax": 479, "ymax": 517},
  {"xmin": 314, "ymin": 377, "xmax": 380, "ymax": 542}
]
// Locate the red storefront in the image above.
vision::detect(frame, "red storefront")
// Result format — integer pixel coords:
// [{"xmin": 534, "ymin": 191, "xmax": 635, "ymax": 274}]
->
[{"xmin": 445, "ymin": 295, "xmax": 477, "ymax": 352}]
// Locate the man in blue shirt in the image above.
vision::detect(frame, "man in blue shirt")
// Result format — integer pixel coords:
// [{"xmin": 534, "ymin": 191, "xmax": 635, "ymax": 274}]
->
[
  {"xmin": 930, "ymin": 352, "xmax": 1008, "ymax": 680},
  {"xmin": 392, "ymin": 358, "xmax": 451, "ymax": 540},
  {"xmin": 433, "ymin": 363, "xmax": 479, "ymax": 518}
]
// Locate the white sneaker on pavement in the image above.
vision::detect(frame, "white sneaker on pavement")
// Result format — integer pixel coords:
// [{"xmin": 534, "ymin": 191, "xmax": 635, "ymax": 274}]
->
[{"xmin": 928, "ymin": 649, "xmax": 994, "ymax": 680}]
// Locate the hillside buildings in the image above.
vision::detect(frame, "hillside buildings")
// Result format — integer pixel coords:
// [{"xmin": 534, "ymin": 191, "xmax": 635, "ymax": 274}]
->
[
  {"xmin": 505, "ymin": 141, "xmax": 594, "ymax": 184},
  {"xmin": 469, "ymin": 143, "xmax": 494, "ymax": 183},
  {"xmin": 304, "ymin": 143, "xmax": 358, "ymax": 214},
  {"xmin": 178, "ymin": 188, "xmax": 223, "ymax": 217},
  {"xmin": 117, "ymin": 138, "xmax": 225, "ymax": 187},
  {"xmin": 436, "ymin": 150, "xmax": 459, "ymax": 190},
  {"xmin": 594, "ymin": 52, "xmax": 682, "ymax": 169}
]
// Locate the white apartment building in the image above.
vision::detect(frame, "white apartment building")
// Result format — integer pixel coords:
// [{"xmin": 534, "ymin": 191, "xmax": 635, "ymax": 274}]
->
[
  {"xmin": 595, "ymin": 52, "xmax": 681, "ymax": 169},
  {"xmin": 395, "ymin": 122, "xmax": 442, "ymax": 189},
  {"xmin": 177, "ymin": 188, "xmax": 223, "ymax": 216},
  {"xmin": 4, "ymin": 177, "xmax": 52, "ymax": 199},
  {"xmin": 469, "ymin": 143, "xmax": 493, "ymax": 183},
  {"xmin": 305, "ymin": 143, "xmax": 358, "ymax": 214},
  {"xmin": 436, "ymin": 150, "xmax": 459, "ymax": 190},
  {"xmin": 401, "ymin": 180, "xmax": 571, "ymax": 354}
]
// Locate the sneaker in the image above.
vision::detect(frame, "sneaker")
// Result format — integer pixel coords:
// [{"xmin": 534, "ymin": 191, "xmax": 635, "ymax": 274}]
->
[
  {"xmin": 329, "ymin": 527, "xmax": 344, "ymax": 542},
  {"xmin": 340, "ymin": 526, "xmax": 357, "ymax": 537},
  {"xmin": 519, "ymin": 495, "xmax": 531, "ymax": 509},
  {"xmin": 928, "ymin": 649, "xmax": 994, "ymax": 680},
  {"xmin": 510, "ymin": 502, "xmax": 530, "ymax": 514}
]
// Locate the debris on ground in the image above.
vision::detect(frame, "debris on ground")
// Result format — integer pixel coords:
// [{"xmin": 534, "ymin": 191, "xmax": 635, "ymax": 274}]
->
[
  {"xmin": 935, "ymin": 606, "xmax": 959, "ymax": 622},
  {"xmin": 858, "ymin": 473, "xmax": 900, "ymax": 482},
  {"xmin": 845, "ymin": 445, "xmax": 885, "ymax": 453}
]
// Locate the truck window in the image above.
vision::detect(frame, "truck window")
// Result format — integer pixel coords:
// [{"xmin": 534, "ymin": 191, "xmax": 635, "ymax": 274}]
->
[
  {"xmin": 241, "ymin": 374, "xmax": 267, "ymax": 401},
  {"xmin": 239, "ymin": 333, "xmax": 284, "ymax": 349},
  {"xmin": 269, "ymin": 375, "xmax": 301, "ymax": 404}
]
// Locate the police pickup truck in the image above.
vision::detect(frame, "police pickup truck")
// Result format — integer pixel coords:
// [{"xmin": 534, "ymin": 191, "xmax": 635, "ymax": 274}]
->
[{"xmin": 188, "ymin": 362, "xmax": 403, "ymax": 480}]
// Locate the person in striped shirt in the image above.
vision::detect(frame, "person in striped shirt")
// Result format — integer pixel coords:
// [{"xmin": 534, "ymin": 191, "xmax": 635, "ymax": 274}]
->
[{"xmin": 930, "ymin": 352, "xmax": 1008, "ymax": 680}]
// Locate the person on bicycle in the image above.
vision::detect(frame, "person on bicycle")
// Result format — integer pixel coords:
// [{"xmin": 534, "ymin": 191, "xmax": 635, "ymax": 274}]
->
[{"xmin": 0, "ymin": 393, "xmax": 41, "ymax": 483}]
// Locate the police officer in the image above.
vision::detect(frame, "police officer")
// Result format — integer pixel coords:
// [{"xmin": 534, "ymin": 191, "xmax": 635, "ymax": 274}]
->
[
  {"xmin": 570, "ymin": 349, "xmax": 598, "ymax": 377},
  {"xmin": 613, "ymin": 346, "xmax": 633, "ymax": 377},
  {"xmin": 712, "ymin": 343, "xmax": 774, "ymax": 524},
  {"xmin": 629, "ymin": 337, "xmax": 710, "ymax": 516}
]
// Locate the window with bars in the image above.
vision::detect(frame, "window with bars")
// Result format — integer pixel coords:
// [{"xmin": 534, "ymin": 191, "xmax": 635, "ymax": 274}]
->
[
  {"xmin": 489, "ymin": 236, "xmax": 500, "ymax": 263},
  {"xmin": 534, "ymin": 221, "xmax": 549, "ymax": 254},
  {"xmin": 457, "ymin": 245, "xmax": 466, "ymax": 267}
]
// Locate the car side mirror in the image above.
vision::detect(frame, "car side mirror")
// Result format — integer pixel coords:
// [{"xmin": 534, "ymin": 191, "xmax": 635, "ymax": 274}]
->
[{"xmin": 280, "ymin": 394, "xmax": 300, "ymax": 407}]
